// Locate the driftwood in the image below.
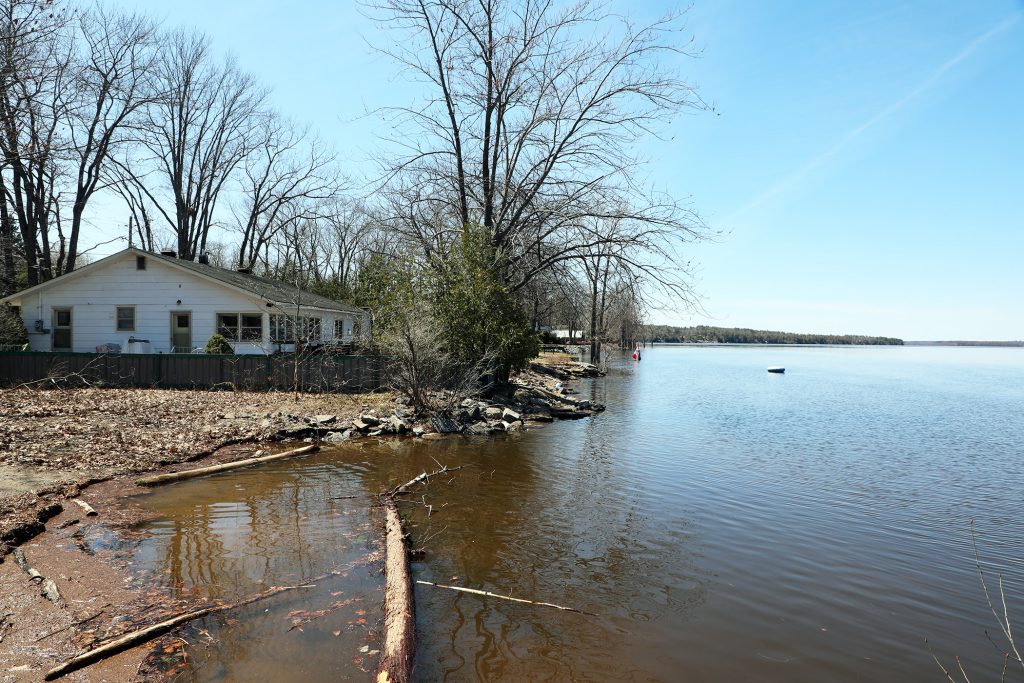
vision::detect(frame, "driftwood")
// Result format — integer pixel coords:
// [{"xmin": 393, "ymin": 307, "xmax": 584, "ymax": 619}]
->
[
  {"xmin": 375, "ymin": 464, "xmax": 466, "ymax": 682},
  {"xmin": 43, "ymin": 579, "xmax": 326, "ymax": 680},
  {"xmin": 13, "ymin": 548, "xmax": 62, "ymax": 605},
  {"xmin": 376, "ymin": 501, "xmax": 415, "ymax": 683},
  {"xmin": 135, "ymin": 445, "xmax": 319, "ymax": 487},
  {"xmin": 415, "ymin": 580, "xmax": 597, "ymax": 616},
  {"xmin": 528, "ymin": 362, "xmax": 570, "ymax": 380},
  {"xmin": 72, "ymin": 499, "xmax": 97, "ymax": 516}
]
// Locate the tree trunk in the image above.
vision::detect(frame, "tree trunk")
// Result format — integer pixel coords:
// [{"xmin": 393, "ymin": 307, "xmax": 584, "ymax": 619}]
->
[{"xmin": 377, "ymin": 501, "xmax": 415, "ymax": 683}]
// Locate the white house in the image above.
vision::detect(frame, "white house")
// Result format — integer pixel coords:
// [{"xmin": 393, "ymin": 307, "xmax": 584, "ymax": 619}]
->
[{"xmin": 0, "ymin": 248, "xmax": 371, "ymax": 355}]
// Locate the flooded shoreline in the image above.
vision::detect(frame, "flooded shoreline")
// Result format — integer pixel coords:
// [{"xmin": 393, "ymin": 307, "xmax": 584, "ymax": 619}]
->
[{"xmin": 5, "ymin": 345, "xmax": 1024, "ymax": 682}]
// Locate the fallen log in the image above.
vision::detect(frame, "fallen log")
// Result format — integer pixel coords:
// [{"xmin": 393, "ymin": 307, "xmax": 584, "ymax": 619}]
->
[
  {"xmin": 135, "ymin": 445, "xmax": 319, "ymax": 487},
  {"xmin": 377, "ymin": 501, "xmax": 415, "ymax": 683},
  {"xmin": 415, "ymin": 580, "xmax": 597, "ymax": 616},
  {"xmin": 528, "ymin": 362, "xmax": 570, "ymax": 380},
  {"xmin": 376, "ymin": 465, "xmax": 466, "ymax": 682},
  {"xmin": 13, "ymin": 548, "xmax": 62, "ymax": 605},
  {"xmin": 44, "ymin": 580, "xmax": 323, "ymax": 680},
  {"xmin": 72, "ymin": 499, "xmax": 97, "ymax": 516}
]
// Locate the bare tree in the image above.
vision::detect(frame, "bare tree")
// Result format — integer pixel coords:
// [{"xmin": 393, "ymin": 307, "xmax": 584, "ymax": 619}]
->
[
  {"xmin": 60, "ymin": 5, "xmax": 158, "ymax": 273},
  {"xmin": 0, "ymin": 0, "xmax": 72, "ymax": 285},
  {"xmin": 367, "ymin": 0, "xmax": 710, "ymax": 298},
  {"xmin": 130, "ymin": 29, "xmax": 268, "ymax": 260},
  {"xmin": 234, "ymin": 114, "xmax": 339, "ymax": 269}
]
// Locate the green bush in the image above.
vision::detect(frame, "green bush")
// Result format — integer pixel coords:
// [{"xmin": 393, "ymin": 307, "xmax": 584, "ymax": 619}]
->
[
  {"xmin": 204, "ymin": 333, "xmax": 234, "ymax": 354},
  {"xmin": 0, "ymin": 304, "xmax": 28, "ymax": 348},
  {"xmin": 430, "ymin": 224, "xmax": 539, "ymax": 380}
]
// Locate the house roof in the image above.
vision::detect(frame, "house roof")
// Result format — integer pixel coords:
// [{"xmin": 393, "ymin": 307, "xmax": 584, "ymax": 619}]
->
[
  {"xmin": 146, "ymin": 252, "xmax": 365, "ymax": 315},
  {"xmin": 1, "ymin": 248, "xmax": 366, "ymax": 316}
]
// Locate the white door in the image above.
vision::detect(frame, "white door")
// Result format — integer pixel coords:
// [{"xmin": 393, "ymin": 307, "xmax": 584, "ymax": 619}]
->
[
  {"xmin": 171, "ymin": 312, "xmax": 192, "ymax": 352},
  {"xmin": 52, "ymin": 308, "xmax": 72, "ymax": 351}
]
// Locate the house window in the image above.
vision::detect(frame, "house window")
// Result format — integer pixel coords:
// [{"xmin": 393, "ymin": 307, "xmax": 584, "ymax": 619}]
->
[
  {"xmin": 136, "ymin": 255, "xmax": 146, "ymax": 270},
  {"xmin": 270, "ymin": 314, "xmax": 294, "ymax": 343},
  {"xmin": 299, "ymin": 316, "xmax": 321, "ymax": 342},
  {"xmin": 116, "ymin": 306, "xmax": 135, "ymax": 331},
  {"xmin": 269, "ymin": 315, "xmax": 321, "ymax": 343},
  {"xmin": 217, "ymin": 313, "xmax": 263, "ymax": 342},
  {"xmin": 334, "ymin": 319, "xmax": 344, "ymax": 339}
]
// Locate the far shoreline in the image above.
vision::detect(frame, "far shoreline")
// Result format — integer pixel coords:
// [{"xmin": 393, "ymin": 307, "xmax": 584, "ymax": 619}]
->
[{"xmin": 646, "ymin": 341, "xmax": 1024, "ymax": 348}]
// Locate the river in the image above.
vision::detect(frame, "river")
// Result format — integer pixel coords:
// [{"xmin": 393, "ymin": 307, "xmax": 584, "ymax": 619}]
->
[{"xmin": 114, "ymin": 345, "xmax": 1024, "ymax": 682}]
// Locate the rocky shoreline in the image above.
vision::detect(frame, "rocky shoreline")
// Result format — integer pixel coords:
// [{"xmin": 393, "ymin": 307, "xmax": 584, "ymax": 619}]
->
[
  {"xmin": 0, "ymin": 356, "xmax": 605, "ymax": 564},
  {"xmin": 0, "ymin": 354, "xmax": 607, "ymax": 682}
]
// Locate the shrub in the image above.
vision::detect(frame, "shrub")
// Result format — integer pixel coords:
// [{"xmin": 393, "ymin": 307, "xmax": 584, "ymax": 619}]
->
[
  {"xmin": 0, "ymin": 304, "xmax": 28, "ymax": 348},
  {"xmin": 430, "ymin": 224, "xmax": 539, "ymax": 381},
  {"xmin": 204, "ymin": 333, "xmax": 234, "ymax": 354}
]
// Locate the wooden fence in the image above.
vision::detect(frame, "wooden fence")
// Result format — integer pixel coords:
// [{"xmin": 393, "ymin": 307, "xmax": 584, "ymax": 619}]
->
[{"xmin": 0, "ymin": 352, "xmax": 385, "ymax": 392}]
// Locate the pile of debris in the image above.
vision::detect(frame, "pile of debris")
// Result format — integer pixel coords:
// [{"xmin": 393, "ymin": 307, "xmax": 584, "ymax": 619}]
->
[{"xmin": 528, "ymin": 360, "xmax": 605, "ymax": 380}]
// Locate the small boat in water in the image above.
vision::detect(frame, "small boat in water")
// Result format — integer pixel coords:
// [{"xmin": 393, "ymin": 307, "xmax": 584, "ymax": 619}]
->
[{"xmin": 767, "ymin": 366, "xmax": 785, "ymax": 374}]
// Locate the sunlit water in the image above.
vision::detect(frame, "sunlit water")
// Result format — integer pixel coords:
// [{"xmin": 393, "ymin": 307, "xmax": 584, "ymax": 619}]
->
[{"xmin": 122, "ymin": 345, "xmax": 1024, "ymax": 682}]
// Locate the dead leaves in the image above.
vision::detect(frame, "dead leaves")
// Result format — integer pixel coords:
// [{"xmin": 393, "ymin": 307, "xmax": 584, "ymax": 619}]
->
[{"xmin": 0, "ymin": 387, "xmax": 384, "ymax": 474}]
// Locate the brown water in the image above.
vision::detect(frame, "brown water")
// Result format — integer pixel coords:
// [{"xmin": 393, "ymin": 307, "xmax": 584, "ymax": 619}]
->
[{"xmin": 119, "ymin": 346, "xmax": 1024, "ymax": 682}]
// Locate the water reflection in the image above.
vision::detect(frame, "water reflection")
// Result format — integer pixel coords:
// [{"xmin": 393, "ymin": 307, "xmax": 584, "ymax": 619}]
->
[{"xmin": 121, "ymin": 346, "xmax": 1024, "ymax": 682}]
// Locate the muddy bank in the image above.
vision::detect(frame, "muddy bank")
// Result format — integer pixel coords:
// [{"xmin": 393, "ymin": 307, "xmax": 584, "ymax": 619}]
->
[
  {"xmin": 0, "ymin": 353, "xmax": 604, "ymax": 681},
  {"xmin": 0, "ymin": 471, "xmax": 215, "ymax": 683}
]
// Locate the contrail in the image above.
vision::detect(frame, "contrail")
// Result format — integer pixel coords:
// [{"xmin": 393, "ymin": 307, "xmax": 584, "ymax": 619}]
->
[{"xmin": 729, "ymin": 12, "xmax": 1022, "ymax": 220}]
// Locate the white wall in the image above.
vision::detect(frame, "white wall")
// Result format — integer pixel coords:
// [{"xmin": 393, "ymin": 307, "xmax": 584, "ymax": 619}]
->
[{"xmin": 10, "ymin": 251, "xmax": 369, "ymax": 354}]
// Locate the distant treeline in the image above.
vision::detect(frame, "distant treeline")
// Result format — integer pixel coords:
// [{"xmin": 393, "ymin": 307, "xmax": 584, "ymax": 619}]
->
[
  {"xmin": 644, "ymin": 325, "xmax": 903, "ymax": 346},
  {"xmin": 905, "ymin": 340, "xmax": 1024, "ymax": 347}
]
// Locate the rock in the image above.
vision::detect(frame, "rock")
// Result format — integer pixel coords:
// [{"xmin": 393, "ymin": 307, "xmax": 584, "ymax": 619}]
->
[
  {"xmin": 383, "ymin": 415, "xmax": 409, "ymax": 434},
  {"xmin": 412, "ymin": 426, "xmax": 425, "ymax": 437},
  {"xmin": 576, "ymin": 400, "xmax": 591, "ymax": 410},
  {"xmin": 308, "ymin": 414, "xmax": 336, "ymax": 425},
  {"xmin": 360, "ymin": 414, "xmax": 380, "ymax": 427},
  {"xmin": 368, "ymin": 429, "xmax": 383, "ymax": 437},
  {"xmin": 513, "ymin": 388, "xmax": 533, "ymax": 401},
  {"xmin": 352, "ymin": 419, "xmax": 370, "ymax": 431},
  {"xmin": 431, "ymin": 413, "xmax": 461, "ymax": 434},
  {"xmin": 501, "ymin": 407, "xmax": 521, "ymax": 421},
  {"xmin": 461, "ymin": 398, "xmax": 477, "ymax": 408},
  {"xmin": 526, "ymin": 413, "xmax": 553, "ymax": 423},
  {"xmin": 323, "ymin": 431, "xmax": 349, "ymax": 444},
  {"xmin": 395, "ymin": 396, "xmax": 411, "ymax": 405},
  {"xmin": 483, "ymin": 406, "xmax": 503, "ymax": 420}
]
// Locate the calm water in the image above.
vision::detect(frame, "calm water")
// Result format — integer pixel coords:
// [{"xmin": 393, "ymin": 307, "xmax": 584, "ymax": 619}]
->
[{"xmin": 121, "ymin": 345, "xmax": 1024, "ymax": 682}]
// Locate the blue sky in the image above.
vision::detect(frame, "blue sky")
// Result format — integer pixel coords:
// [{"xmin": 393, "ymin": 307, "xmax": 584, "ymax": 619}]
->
[{"xmin": 98, "ymin": 0, "xmax": 1024, "ymax": 340}]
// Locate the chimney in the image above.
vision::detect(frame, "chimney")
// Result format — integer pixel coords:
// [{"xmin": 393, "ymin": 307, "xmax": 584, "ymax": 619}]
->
[
  {"xmin": 198, "ymin": 253, "xmax": 209, "ymax": 265},
  {"xmin": 160, "ymin": 250, "xmax": 177, "ymax": 258}
]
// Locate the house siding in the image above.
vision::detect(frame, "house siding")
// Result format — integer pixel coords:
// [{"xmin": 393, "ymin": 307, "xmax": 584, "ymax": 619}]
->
[{"xmin": 9, "ymin": 252, "xmax": 366, "ymax": 355}]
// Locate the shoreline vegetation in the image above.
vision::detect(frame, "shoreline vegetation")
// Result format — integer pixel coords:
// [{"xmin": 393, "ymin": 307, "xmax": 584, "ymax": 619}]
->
[{"xmin": 643, "ymin": 325, "xmax": 904, "ymax": 346}]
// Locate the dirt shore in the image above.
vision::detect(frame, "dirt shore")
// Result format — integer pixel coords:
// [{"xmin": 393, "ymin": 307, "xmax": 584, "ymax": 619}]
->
[{"xmin": 0, "ymin": 354, "xmax": 602, "ymax": 681}]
